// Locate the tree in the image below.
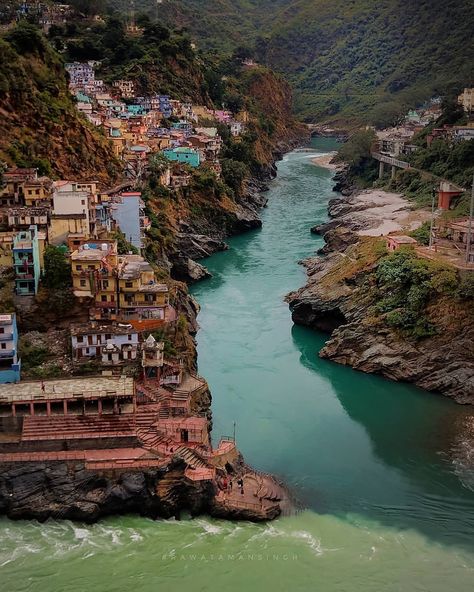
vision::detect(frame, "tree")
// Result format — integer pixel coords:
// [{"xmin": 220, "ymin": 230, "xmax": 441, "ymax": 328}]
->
[
  {"xmin": 221, "ymin": 158, "xmax": 248, "ymax": 193},
  {"xmin": 43, "ymin": 246, "xmax": 71, "ymax": 289},
  {"xmin": 336, "ymin": 130, "xmax": 376, "ymax": 167}
]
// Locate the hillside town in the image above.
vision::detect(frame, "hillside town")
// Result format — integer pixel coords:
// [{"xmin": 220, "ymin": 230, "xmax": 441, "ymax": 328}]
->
[{"xmin": 0, "ymin": 54, "xmax": 281, "ymax": 517}]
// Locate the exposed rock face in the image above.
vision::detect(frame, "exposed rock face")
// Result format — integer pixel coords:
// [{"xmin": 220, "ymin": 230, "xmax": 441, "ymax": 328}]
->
[
  {"xmin": 287, "ymin": 194, "xmax": 474, "ymax": 404},
  {"xmin": 0, "ymin": 457, "xmax": 291, "ymax": 522},
  {"xmin": 0, "ymin": 460, "xmax": 210, "ymax": 522}
]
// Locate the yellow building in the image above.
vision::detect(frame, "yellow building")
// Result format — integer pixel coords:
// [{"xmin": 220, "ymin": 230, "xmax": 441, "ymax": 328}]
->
[
  {"xmin": 23, "ymin": 178, "xmax": 53, "ymax": 207},
  {"xmin": 0, "ymin": 232, "xmax": 14, "ymax": 268},
  {"xmin": 49, "ymin": 215, "xmax": 89, "ymax": 246},
  {"xmin": 71, "ymin": 241, "xmax": 119, "ymax": 317},
  {"xmin": 117, "ymin": 255, "xmax": 169, "ymax": 323}
]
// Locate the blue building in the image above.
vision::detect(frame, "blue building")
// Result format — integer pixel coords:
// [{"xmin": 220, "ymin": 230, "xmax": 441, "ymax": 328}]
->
[
  {"xmin": 111, "ymin": 192, "xmax": 148, "ymax": 251},
  {"xmin": 0, "ymin": 313, "xmax": 21, "ymax": 384},
  {"xmin": 158, "ymin": 95, "xmax": 172, "ymax": 118},
  {"xmin": 163, "ymin": 147, "xmax": 200, "ymax": 168},
  {"xmin": 13, "ymin": 225, "xmax": 41, "ymax": 296},
  {"xmin": 171, "ymin": 121, "xmax": 193, "ymax": 136}
]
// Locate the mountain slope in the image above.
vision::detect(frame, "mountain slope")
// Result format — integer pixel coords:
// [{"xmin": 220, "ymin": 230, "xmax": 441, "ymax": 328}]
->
[
  {"xmin": 132, "ymin": 0, "xmax": 474, "ymax": 125},
  {"xmin": 0, "ymin": 23, "xmax": 120, "ymax": 182}
]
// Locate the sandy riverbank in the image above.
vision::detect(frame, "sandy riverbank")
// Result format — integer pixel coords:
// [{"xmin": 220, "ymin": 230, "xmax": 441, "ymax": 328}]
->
[
  {"xmin": 337, "ymin": 189, "xmax": 432, "ymax": 236},
  {"xmin": 311, "ymin": 152, "xmax": 341, "ymax": 170},
  {"xmin": 355, "ymin": 189, "xmax": 431, "ymax": 236}
]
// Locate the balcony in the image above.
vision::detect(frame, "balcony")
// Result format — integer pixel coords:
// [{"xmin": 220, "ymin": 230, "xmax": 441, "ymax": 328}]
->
[
  {"xmin": 94, "ymin": 301, "xmax": 118, "ymax": 309},
  {"xmin": 0, "ymin": 333, "xmax": 13, "ymax": 342},
  {"xmin": 0, "ymin": 350, "xmax": 14, "ymax": 360}
]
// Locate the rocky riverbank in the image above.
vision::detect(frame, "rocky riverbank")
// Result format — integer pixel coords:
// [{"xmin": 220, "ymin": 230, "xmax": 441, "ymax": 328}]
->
[
  {"xmin": 0, "ymin": 456, "xmax": 289, "ymax": 522},
  {"xmin": 287, "ymin": 172, "xmax": 474, "ymax": 404},
  {"xmin": 170, "ymin": 135, "xmax": 308, "ymax": 283}
]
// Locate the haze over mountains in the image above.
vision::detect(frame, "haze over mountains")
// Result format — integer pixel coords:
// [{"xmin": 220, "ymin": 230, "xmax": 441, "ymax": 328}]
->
[{"xmin": 116, "ymin": 0, "xmax": 474, "ymax": 124}]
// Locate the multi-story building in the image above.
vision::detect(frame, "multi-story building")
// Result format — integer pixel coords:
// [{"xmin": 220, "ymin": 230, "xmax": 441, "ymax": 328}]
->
[
  {"xmin": 113, "ymin": 80, "xmax": 135, "ymax": 99},
  {"xmin": 7, "ymin": 207, "xmax": 49, "ymax": 233},
  {"xmin": 0, "ymin": 313, "xmax": 21, "ymax": 384},
  {"xmin": 110, "ymin": 191, "xmax": 149, "ymax": 250},
  {"xmin": 118, "ymin": 255, "xmax": 169, "ymax": 325},
  {"xmin": 0, "ymin": 168, "xmax": 37, "ymax": 207},
  {"xmin": 163, "ymin": 147, "xmax": 200, "ymax": 168},
  {"xmin": 70, "ymin": 322, "xmax": 139, "ymax": 365},
  {"xmin": 71, "ymin": 241, "xmax": 119, "ymax": 318},
  {"xmin": 49, "ymin": 180, "xmax": 97, "ymax": 245},
  {"xmin": 13, "ymin": 225, "xmax": 41, "ymax": 296},
  {"xmin": 65, "ymin": 62, "xmax": 95, "ymax": 88},
  {"xmin": 23, "ymin": 177, "xmax": 53, "ymax": 207}
]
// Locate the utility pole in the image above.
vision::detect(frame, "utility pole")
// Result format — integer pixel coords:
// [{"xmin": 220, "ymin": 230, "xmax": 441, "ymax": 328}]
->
[
  {"xmin": 233, "ymin": 421, "xmax": 236, "ymax": 442},
  {"xmin": 465, "ymin": 173, "xmax": 474, "ymax": 264},
  {"xmin": 429, "ymin": 186, "xmax": 437, "ymax": 250}
]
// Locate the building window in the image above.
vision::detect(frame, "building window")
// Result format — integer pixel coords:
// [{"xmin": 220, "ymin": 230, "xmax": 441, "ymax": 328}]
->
[
  {"xmin": 128, "ymin": 334, "xmax": 132, "ymax": 341},
  {"xmin": 125, "ymin": 281, "xmax": 133, "ymax": 288},
  {"xmin": 80, "ymin": 279, "xmax": 86, "ymax": 287},
  {"xmin": 77, "ymin": 336, "xmax": 84, "ymax": 343},
  {"xmin": 0, "ymin": 328, "xmax": 4, "ymax": 334},
  {"xmin": 101, "ymin": 295, "xmax": 107, "ymax": 302},
  {"xmin": 105, "ymin": 334, "xmax": 111, "ymax": 340},
  {"xmin": 1, "ymin": 343, "xmax": 6, "ymax": 350},
  {"xmin": 88, "ymin": 265, "xmax": 95, "ymax": 270},
  {"xmin": 76, "ymin": 265, "xmax": 82, "ymax": 271},
  {"xmin": 102, "ymin": 280, "xmax": 109, "ymax": 289}
]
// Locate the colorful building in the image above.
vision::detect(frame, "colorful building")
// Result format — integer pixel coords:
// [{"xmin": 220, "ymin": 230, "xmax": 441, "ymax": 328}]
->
[
  {"xmin": 163, "ymin": 147, "xmax": 200, "ymax": 168},
  {"xmin": 118, "ymin": 255, "xmax": 169, "ymax": 326},
  {"xmin": 110, "ymin": 192, "xmax": 149, "ymax": 250},
  {"xmin": 0, "ymin": 313, "xmax": 21, "ymax": 384},
  {"xmin": 13, "ymin": 225, "xmax": 41, "ymax": 296}
]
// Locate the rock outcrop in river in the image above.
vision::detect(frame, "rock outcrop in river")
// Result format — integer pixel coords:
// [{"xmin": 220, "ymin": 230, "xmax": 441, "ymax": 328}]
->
[{"xmin": 287, "ymin": 176, "xmax": 474, "ymax": 404}]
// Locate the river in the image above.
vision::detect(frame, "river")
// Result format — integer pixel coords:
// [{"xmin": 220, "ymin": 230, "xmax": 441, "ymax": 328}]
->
[{"xmin": 2, "ymin": 138, "xmax": 474, "ymax": 591}]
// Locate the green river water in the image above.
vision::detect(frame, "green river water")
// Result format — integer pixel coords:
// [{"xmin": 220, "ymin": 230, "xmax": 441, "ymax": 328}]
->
[{"xmin": 2, "ymin": 138, "xmax": 474, "ymax": 591}]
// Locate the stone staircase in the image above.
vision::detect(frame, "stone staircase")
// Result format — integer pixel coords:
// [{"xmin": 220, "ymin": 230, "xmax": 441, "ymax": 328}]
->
[
  {"xmin": 174, "ymin": 445, "xmax": 210, "ymax": 469},
  {"xmin": 21, "ymin": 415, "xmax": 136, "ymax": 442}
]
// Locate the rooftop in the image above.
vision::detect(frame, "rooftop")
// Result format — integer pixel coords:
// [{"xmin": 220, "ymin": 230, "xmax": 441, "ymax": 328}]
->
[
  {"xmin": 388, "ymin": 235, "xmax": 418, "ymax": 244},
  {"xmin": 71, "ymin": 323, "xmax": 137, "ymax": 336},
  {"xmin": 0, "ymin": 376, "xmax": 135, "ymax": 404}
]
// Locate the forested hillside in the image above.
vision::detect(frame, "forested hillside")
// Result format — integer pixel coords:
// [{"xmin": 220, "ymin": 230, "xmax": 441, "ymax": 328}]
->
[{"xmin": 123, "ymin": 0, "xmax": 474, "ymax": 125}]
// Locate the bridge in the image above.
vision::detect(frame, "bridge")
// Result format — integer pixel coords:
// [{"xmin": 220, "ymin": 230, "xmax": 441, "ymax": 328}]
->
[{"xmin": 372, "ymin": 152, "xmax": 411, "ymax": 179}]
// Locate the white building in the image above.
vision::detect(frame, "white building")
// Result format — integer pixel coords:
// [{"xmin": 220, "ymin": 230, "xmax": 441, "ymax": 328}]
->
[{"xmin": 71, "ymin": 323, "xmax": 139, "ymax": 365}]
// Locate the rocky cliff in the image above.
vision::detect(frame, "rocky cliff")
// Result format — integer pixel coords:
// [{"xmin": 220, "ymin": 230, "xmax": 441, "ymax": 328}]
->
[
  {"xmin": 287, "ymin": 190, "xmax": 474, "ymax": 404},
  {"xmin": 0, "ymin": 457, "xmax": 284, "ymax": 522}
]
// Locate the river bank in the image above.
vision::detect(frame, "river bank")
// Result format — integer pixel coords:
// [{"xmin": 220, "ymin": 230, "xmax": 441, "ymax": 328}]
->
[
  {"xmin": 3, "ymin": 139, "xmax": 474, "ymax": 592},
  {"xmin": 287, "ymin": 165, "xmax": 474, "ymax": 403}
]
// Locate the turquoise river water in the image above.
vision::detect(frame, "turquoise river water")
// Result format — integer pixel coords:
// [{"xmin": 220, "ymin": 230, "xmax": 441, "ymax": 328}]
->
[{"xmin": 1, "ymin": 138, "xmax": 474, "ymax": 591}]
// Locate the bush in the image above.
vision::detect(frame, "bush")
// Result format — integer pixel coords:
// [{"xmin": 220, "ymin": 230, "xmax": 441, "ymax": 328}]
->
[
  {"xmin": 43, "ymin": 245, "xmax": 71, "ymax": 289},
  {"xmin": 375, "ymin": 249, "xmax": 460, "ymax": 338},
  {"xmin": 409, "ymin": 221, "xmax": 431, "ymax": 245},
  {"xmin": 457, "ymin": 274, "xmax": 474, "ymax": 299}
]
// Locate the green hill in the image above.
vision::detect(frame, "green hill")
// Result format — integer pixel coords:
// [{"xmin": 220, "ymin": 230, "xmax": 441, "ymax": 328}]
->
[{"xmin": 123, "ymin": 0, "xmax": 474, "ymax": 125}]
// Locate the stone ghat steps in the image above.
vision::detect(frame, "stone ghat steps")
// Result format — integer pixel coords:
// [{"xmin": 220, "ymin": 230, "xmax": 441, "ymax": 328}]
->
[
  {"xmin": 135, "ymin": 405, "xmax": 161, "ymax": 427},
  {"xmin": 174, "ymin": 445, "xmax": 209, "ymax": 469},
  {"xmin": 21, "ymin": 415, "xmax": 136, "ymax": 442},
  {"xmin": 136, "ymin": 383, "xmax": 171, "ymax": 403},
  {"xmin": 245, "ymin": 473, "xmax": 281, "ymax": 502}
]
